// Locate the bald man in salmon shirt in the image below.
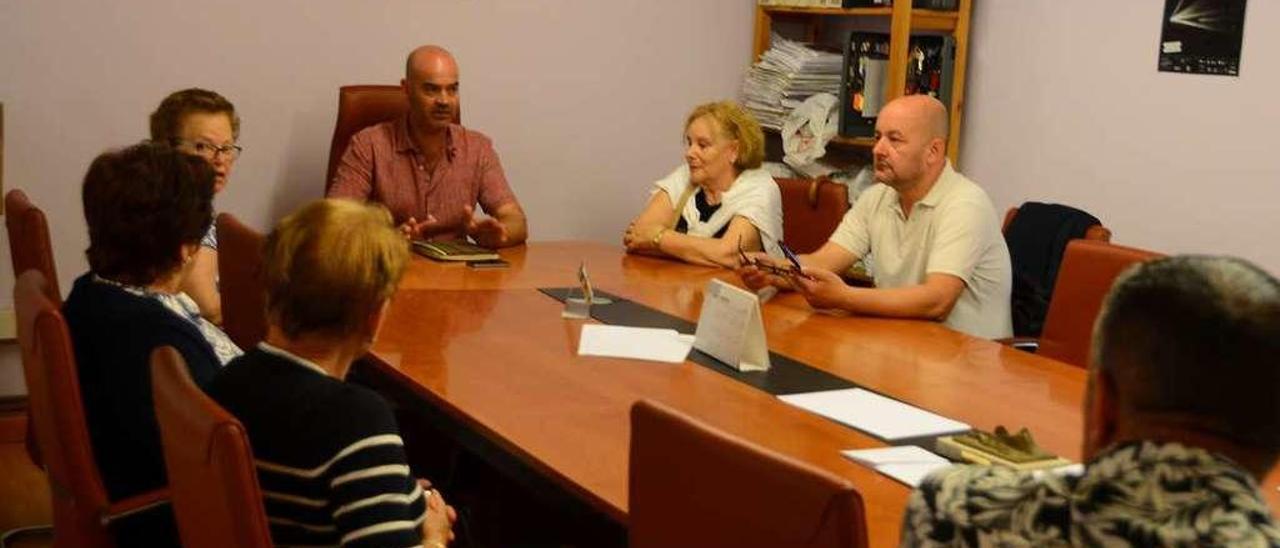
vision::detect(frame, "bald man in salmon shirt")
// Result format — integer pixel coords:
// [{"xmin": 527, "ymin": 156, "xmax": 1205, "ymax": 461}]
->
[{"xmin": 328, "ymin": 45, "xmax": 528, "ymax": 248}]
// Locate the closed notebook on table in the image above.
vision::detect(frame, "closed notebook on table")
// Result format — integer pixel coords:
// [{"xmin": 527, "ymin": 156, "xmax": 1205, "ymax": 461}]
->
[{"xmin": 411, "ymin": 240, "xmax": 499, "ymax": 262}]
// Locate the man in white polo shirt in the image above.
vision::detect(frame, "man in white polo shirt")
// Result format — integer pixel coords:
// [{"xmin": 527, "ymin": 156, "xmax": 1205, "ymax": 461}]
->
[{"xmin": 738, "ymin": 95, "xmax": 1012, "ymax": 339}]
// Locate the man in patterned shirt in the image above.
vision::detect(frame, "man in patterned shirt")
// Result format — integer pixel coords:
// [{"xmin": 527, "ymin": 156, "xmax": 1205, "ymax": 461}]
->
[
  {"xmin": 328, "ymin": 45, "xmax": 528, "ymax": 248},
  {"xmin": 902, "ymin": 255, "xmax": 1280, "ymax": 546}
]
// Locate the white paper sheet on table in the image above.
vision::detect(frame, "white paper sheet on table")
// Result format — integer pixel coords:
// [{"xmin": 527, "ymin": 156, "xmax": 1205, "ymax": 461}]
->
[
  {"xmin": 778, "ymin": 388, "xmax": 970, "ymax": 441},
  {"xmin": 842, "ymin": 446, "xmax": 952, "ymax": 487},
  {"xmin": 577, "ymin": 324, "xmax": 696, "ymax": 363}
]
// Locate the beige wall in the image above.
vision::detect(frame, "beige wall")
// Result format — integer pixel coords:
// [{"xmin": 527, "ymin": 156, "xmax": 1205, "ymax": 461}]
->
[
  {"xmin": 5, "ymin": 1, "xmax": 1279, "ymax": 395},
  {"xmin": 961, "ymin": 1, "xmax": 1280, "ymax": 271},
  {"xmin": 0, "ymin": 0, "xmax": 756, "ymax": 300}
]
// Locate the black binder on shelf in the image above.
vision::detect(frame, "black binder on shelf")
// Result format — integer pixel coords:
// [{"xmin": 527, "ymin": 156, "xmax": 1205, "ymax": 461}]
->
[{"xmin": 838, "ymin": 32, "xmax": 955, "ymax": 138}]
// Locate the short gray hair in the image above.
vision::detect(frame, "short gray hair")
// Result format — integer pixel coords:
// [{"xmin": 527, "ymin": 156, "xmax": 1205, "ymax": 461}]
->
[{"xmin": 1093, "ymin": 255, "xmax": 1280, "ymax": 450}]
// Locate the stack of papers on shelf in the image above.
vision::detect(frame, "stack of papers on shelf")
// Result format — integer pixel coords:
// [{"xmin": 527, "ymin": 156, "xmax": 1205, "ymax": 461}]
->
[
  {"xmin": 842, "ymin": 446, "xmax": 952, "ymax": 487},
  {"xmin": 741, "ymin": 34, "xmax": 843, "ymax": 130},
  {"xmin": 577, "ymin": 324, "xmax": 696, "ymax": 363},
  {"xmin": 758, "ymin": 0, "xmax": 843, "ymax": 8},
  {"xmin": 777, "ymin": 388, "xmax": 971, "ymax": 441}
]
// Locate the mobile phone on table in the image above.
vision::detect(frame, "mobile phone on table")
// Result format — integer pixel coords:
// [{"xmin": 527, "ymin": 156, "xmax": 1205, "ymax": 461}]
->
[{"xmin": 466, "ymin": 258, "xmax": 510, "ymax": 269}]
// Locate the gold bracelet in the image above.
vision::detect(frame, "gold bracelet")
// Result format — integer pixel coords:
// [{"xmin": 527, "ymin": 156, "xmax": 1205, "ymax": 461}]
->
[
  {"xmin": 426, "ymin": 540, "xmax": 447, "ymax": 548},
  {"xmin": 651, "ymin": 228, "xmax": 668, "ymax": 249}
]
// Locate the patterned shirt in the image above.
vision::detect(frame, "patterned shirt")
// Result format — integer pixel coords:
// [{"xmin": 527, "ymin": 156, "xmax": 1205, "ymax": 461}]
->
[
  {"xmin": 201, "ymin": 221, "xmax": 217, "ymax": 250},
  {"xmin": 93, "ymin": 275, "xmax": 242, "ymax": 365},
  {"xmin": 327, "ymin": 116, "xmax": 517, "ymax": 242},
  {"xmin": 902, "ymin": 441, "xmax": 1280, "ymax": 547}
]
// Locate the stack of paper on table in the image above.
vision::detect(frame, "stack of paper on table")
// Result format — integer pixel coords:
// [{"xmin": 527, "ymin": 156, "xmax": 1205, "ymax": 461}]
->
[
  {"xmin": 842, "ymin": 446, "xmax": 952, "ymax": 487},
  {"xmin": 577, "ymin": 324, "xmax": 695, "ymax": 363},
  {"xmin": 777, "ymin": 388, "xmax": 970, "ymax": 441}
]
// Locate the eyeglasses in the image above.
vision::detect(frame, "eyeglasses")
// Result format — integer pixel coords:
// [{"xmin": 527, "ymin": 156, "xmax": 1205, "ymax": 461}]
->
[
  {"xmin": 175, "ymin": 139, "xmax": 243, "ymax": 161},
  {"xmin": 737, "ymin": 236, "xmax": 800, "ymax": 277}
]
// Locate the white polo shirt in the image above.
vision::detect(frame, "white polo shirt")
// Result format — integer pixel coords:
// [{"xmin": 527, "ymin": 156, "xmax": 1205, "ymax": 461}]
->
[{"xmin": 828, "ymin": 162, "xmax": 1012, "ymax": 338}]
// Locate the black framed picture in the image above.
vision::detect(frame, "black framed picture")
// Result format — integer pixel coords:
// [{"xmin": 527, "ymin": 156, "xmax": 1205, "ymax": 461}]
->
[{"xmin": 1158, "ymin": 0, "xmax": 1248, "ymax": 76}]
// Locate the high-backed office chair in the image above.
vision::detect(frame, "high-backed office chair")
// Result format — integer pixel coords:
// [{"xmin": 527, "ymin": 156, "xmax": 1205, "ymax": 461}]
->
[
  {"xmin": 14, "ymin": 271, "xmax": 168, "ymax": 547},
  {"xmin": 3, "ymin": 189, "xmax": 61, "ymax": 541},
  {"xmin": 629, "ymin": 399, "xmax": 868, "ymax": 548},
  {"xmin": 216, "ymin": 213, "xmax": 268, "ymax": 350},
  {"xmin": 3, "ymin": 190, "xmax": 55, "ymax": 469},
  {"xmin": 776, "ymin": 177, "xmax": 849, "ymax": 254},
  {"xmin": 1033, "ymin": 240, "xmax": 1163, "ymax": 367},
  {"xmin": 326, "ymin": 85, "xmax": 406, "ymax": 190},
  {"xmin": 325, "ymin": 84, "xmax": 463, "ymax": 192},
  {"xmin": 5, "ymin": 190, "xmax": 61, "ymax": 303},
  {"xmin": 1003, "ymin": 202, "xmax": 1112, "ymax": 337},
  {"xmin": 151, "ymin": 346, "xmax": 272, "ymax": 548}
]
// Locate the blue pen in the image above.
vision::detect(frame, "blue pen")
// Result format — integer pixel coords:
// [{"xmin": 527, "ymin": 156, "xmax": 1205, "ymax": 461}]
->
[{"xmin": 777, "ymin": 240, "xmax": 813, "ymax": 280}]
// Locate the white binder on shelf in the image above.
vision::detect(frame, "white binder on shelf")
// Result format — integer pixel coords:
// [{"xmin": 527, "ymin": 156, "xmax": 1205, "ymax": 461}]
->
[{"xmin": 693, "ymin": 279, "xmax": 771, "ymax": 372}]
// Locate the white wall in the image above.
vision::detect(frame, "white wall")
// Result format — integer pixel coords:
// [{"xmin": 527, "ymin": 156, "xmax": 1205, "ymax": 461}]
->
[
  {"xmin": 961, "ymin": 1, "xmax": 1280, "ymax": 272},
  {"xmin": 0, "ymin": 0, "xmax": 756, "ymax": 299},
  {"xmin": 10, "ymin": 0, "xmax": 1276, "ymax": 394}
]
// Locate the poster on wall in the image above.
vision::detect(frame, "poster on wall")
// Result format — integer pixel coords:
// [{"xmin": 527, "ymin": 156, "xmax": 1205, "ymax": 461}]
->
[{"xmin": 1158, "ymin": 0, "xmax": 1248, "ymax": 76}]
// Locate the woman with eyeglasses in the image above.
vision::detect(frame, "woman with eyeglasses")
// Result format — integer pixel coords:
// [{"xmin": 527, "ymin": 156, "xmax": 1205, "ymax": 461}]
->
[{"xmin": 149, "ymin": 88, "xmax": 243, "ymax": 325}]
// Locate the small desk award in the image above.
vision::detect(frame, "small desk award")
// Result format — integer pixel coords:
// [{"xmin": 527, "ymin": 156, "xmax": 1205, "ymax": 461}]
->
[
  {"xmin": 562, "ymin": 261, "xmax": 611, "ymax": 319},
  {"xmin": 693, "ymin": 279, "xmax": 771, "ymax": 372}
]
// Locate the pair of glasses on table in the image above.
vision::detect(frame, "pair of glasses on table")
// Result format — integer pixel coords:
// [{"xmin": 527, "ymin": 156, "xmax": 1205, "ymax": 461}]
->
[{"xmin": 736, "ymin": 237, "xmax": 812, "ymax": 280}]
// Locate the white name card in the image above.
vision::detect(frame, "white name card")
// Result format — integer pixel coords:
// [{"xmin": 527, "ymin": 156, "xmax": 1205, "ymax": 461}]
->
[{"xmin": 693, "ymin": 278, "xmax": 770, "ymax": 372}]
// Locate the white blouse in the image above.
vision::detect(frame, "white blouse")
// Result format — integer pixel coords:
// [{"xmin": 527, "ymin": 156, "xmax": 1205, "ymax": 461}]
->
[{"xmin": 652, "ymin": 164, "xmax": 784, "ymax": 258}]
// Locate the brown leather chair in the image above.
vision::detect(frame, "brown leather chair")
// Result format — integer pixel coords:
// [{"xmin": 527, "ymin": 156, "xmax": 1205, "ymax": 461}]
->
[
  {"xmin": 15, "ymin": 270, "xmax": 168, "ymax": 547},
  {"xmin": 325, "ymin": 84, "xmax": 462, "ymax": 192},
  {"xmin": 1002, "ymin": 205, "xmax": 1111, "ymax": 242},
  {"xmin": 776, "ymin": 177, "xmax": 849, "ymax": 254},
  {"xmin": 6, "ymin": 189, "xmax": 61, "ymax": 303},
  {"xmin": 151, "ymin": 346, "xmax": 272, "ymax": 548},
  {"xmin": 3, "ymin": 190, "xmax": 57, "ymax": 469},
  {"xmin": 1002, "ymin": 203, "xmax": 1113, "ymax": 338},
  {"xmin": 216, "ymin": 213, "xmax": 268, "ymax": 350},
  {"xmin": 1035, "ymin": 240, "xmax": 1164, "ymax": 367},
  {"xmin": 629, "ymin": 399, "xmax": 868, "ymax": 548}
]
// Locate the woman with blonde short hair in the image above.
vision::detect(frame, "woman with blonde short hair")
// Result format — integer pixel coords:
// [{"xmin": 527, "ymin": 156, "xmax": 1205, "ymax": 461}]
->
[
  {"xmin": 623, "ymin": 100, "xmax": 783, "ymax": 267},
  {"xmin": 209, "ymin": 199, "xmax": 455, "ymax": 547}
]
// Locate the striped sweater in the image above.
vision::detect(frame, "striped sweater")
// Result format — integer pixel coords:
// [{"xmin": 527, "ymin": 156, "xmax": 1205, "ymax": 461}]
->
[{"xmin": 209, "ymin": 344, "xmax": 427, "ymax": 547}]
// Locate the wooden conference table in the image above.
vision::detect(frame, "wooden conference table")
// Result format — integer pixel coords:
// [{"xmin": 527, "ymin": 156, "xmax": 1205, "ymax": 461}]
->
[{"xmin": 362, "ymin": 241, "xmax": 1280, "ymax": 547}]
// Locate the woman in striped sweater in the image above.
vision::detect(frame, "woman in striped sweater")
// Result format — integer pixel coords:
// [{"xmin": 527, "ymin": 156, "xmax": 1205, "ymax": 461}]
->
[{"xmin": 209, "ymin": 199, "xmax": 454, "ymax": 547}]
